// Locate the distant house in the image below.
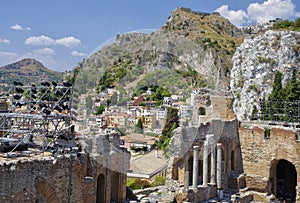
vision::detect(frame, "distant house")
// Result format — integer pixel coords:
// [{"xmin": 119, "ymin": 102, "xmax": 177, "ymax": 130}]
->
[
  {"xmin": 136, "ymin": 107, "xmax": 156, "ymax": 129},
  {"xmin": 163, "ymin": 97, "xmax": 172, "ymax": 105},
  {"xmin": 127, "ymin": 150, "xmax": 168, "ymax": 181},
  {"xmin": 171, "ymin": 94, "xmax": 183, "ymax": 101},
  {"xmin": 180, "ymin": 104, "xmax": 192, "ymax": 118},
  {"xmin": 172, "ymin": 101, "xmax": 186, "ymax": 108},
  {"xmin": 108, "ymin": 112, "xmax": 127, "ymax": 127},
  {"xmin": 120, "ymin": 133, "xmax": 156, "ymax": 152},
  {"xmin": 132, "ymin": 95, "xmax": 145, "ymax": 106},
  {"xmin": 156, "ymin": 107, "xmax": 167, "ymax": 120}
]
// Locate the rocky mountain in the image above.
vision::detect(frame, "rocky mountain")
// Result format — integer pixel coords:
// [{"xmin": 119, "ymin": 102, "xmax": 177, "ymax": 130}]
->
[
  {"xmin": 73, "ymin": 8, "xmax": 243, "ymax": 99},
  {"xmin": 230, "ymin": 30, "xmax": 300, "ymax": 120},
  {"xmin": 0, "ymin": 58, "xmax": 64, "ymax": 88},
  {"xmin": 72, "ymin": 7, "xmax": 299, "ymax": 121}
]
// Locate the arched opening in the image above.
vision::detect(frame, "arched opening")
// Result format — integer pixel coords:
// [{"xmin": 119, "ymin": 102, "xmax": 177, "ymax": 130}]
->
[
  {"xmin": 198, "ymin": 107, "xmax": 206, "ymax": 116},
  {"xmin": 188, "ymin": 156, "xmax": 193, "ymax": 185},
  {"xmin": 276, "ymin": 160, "xmax": 297, "ymax": 201},
  {"xmin": 110, "ymin": 171, "xmax": 120, "ymax": 202},
  {"xmin": 231, "ymin": 150, "xmax": 235, "ymax": 171},
  {"xmin": 96, "ymin": 174, "xmax": 105, "ymax": 203}
]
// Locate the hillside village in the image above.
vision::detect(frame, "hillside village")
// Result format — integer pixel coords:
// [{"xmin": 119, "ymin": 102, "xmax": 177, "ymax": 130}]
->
[{"xmin": 75, "ymin": 87, "xmax": 196, "ymax": 152}]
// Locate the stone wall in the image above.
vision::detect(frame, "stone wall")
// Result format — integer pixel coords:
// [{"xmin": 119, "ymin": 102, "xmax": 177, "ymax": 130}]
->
[
  {"xmin": 239, "ymin": 122, "xmax": 300, "ymax": 202},
  {"xmin": 0, "ymin": 146, "xmax": 130, "ymax": 203}
]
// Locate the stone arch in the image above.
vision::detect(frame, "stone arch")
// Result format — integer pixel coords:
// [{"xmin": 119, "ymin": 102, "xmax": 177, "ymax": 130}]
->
[
  {"xmin": 96, "ymin": 173, "xmax": 106, "ymax": 203},
  {"xmin": 34, "ymin": 176, "xmax": 59, "ymax": 203},
  {"xmin": 198, "ymin": 106, "xmax": 206, "ymax": 116},
  {"xmin": 270, "ymin": 159, "xmax": 297, "ymax": 201},
  {"xmin": 110, "ymin": 171, "xmax": 120, "ymax": 202},
  {"xmin": 231, "ymin": 150, "xmax": 235, "ymax": 171}
]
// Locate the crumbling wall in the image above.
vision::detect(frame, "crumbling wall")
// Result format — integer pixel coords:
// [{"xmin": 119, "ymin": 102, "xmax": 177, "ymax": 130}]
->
[
  {"xmin": 239, "ymin": 123, "xmax": 300, "ymax": 202},
  {"xmin": 0, "ymin": 149, "xmax": 130, "ymax": 203},
  {"xmin": 191, "ymin": 90, "xmax": 235, "ymax": 125}
]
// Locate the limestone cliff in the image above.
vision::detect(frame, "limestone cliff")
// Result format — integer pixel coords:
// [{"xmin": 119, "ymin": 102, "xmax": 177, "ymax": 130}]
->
[
  {"xmin": 73, "ymin": 7, "xmax": 243, "ymax": 98},
  {"xmin": 230, "ymin": 30, "xmax": 300, "ymax": 120}
]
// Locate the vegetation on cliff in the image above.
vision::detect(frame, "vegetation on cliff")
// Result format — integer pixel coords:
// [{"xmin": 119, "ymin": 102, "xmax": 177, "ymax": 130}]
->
[
  {"xmin": 72, "ymin": 7, "xmax": 244, "ymax": 103},
  {"xmin": 155, "ymin": 107, "xmax": 179, "ymax": 150},
  {"xmin": 273, "ymin": 18, "xmax": 300, "ymax": 31},
  {"xmin": 0, "ymin": 58, "xmax": 63, "ymax": 88}
]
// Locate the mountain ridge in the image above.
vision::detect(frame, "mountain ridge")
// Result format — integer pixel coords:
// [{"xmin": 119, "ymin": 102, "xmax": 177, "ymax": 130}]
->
[
  {"xmin": 0, "ymin": 58, "xmax": 64, "ymax": 87},
  {"xmin": 72, "ymin": 7, "xmax": 243, "ymax": 100}
]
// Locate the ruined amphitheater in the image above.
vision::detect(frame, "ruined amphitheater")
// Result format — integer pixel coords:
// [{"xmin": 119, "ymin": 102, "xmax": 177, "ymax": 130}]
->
[
  {"xmin": 161, "ymin": 89, "xmax": 300, "ymax": 203},
  {"xmin": 0, "ymin": 86, "xmax": 299, "ymax": 203}
]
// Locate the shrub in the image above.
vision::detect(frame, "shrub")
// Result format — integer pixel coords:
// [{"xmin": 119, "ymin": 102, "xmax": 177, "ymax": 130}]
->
[
  {"xmin": 264, "ymin": 128, "xmax": 270, "ymax": 138},
  {"xmin": 127, "ymin": 178, "xmax": 151, "ymax": 190},
  {"xmin": 151, "ymin": 176, "xmax": 166, "ymax": 187}
]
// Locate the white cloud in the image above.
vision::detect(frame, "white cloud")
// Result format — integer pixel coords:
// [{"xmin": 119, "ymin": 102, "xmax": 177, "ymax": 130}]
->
[
  {"xmin": 33, "ymin": 48, "xmax": 56, "ymax": 55},
  {"xmin": 56, "ymin": 36, "xmax": 81, "ymax": 48},
  {"xmin": 216, "ymin": 0, "xmax": 300, "ymax": 26},
  {"xmin": 0, "ymin": 52, "xmax": 20, "ymax": 67},
  {"xmin": 25, "ymin": 35, "xmax": 56, "ymax": 46},
  {"xmin": 0, "ymin": 38, "xmax": 10, "ymax": 43},
  {"xmin": 25, "ymin": 35, "xmax": 81, "ymax": 48},
  {"xmin": 247, "ymin": 0, "xmax": 298, "ymax": 24},
  {"xmin": 215, "ymin": 5, "xmax": 248, "ymax": 27},
  {"xmin": 26, "ymin": 27, "xmax": 32, "ymax": 31},
  {"xmin": 70, "ymin": 50, "xmax": 85, "ymax": 57},
  {"xmin": 11, "ymin": 24, "xmax": 23, "ymax": 30}
]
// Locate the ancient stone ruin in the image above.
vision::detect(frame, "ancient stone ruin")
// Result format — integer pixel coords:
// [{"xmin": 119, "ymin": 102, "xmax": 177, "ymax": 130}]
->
[
  {"xmin": 0, "ymin": 82, "xmax": 130, "ymax": 203},
  {"xmin": 162, "ymin": 89, "xmax": 300, "ymax": 203}
]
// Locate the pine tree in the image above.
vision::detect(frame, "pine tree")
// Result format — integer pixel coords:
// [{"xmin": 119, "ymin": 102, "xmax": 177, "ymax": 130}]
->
[
  {"xmin": 269, "ymin": 71, "xmax": 283, "ymax": 101},
  {"xmin": 136, "ymin": 118, "xmax": 143, "ymax": 129},
  {"xmin": 283, "ymin": 68, "xmax": 300, "ymax": 101}
]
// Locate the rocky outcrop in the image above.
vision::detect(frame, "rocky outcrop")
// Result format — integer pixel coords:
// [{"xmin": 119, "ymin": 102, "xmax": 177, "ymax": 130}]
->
[
  {"xmin": 230, "ymin": 30, "xmax": 300, "ymax": 120},
  {"xmin": 74, "ymin": 8, "xmax": 243, "ymax": 98}
]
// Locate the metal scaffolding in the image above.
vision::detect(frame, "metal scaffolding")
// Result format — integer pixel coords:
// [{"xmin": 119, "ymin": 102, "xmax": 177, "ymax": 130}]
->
[
  {"xmin": 258, "ymin": 99, "xmax": 300, "ymax": 123},
  {"xmin": 0, "ymin": 81, "xmax": 76, "ymax": 156}
]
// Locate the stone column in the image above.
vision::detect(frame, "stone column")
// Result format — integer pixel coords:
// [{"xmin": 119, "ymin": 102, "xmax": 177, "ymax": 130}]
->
[
  {"xmin": 192, "ymin": 146, "xmax": 199, "ymax": 188},
  {"xmin": 210, "ymin": 146, "xmax": 216, "ymax": 185},
  {"xmin": 184, "ymin": 171, "xmax": 189, "ymax": 191},
  {"xmin": 217, "ymin": 143, "xmax": 223, "ymax": 199},
  {"xmin": 202, "ymin": 141, "xmax": 208, "ymax": 186}
]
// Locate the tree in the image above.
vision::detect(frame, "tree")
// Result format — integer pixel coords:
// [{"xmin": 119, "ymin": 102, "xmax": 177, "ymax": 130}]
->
[
  {"xmin": 261, "ymin": 68, "xmax": 300, "ymax": 122},
  {"xmin": 95, "ymin": 105, "xmax": 105, "ymax": 115},
  {"xmin": 135, "ymin": 118, "xmax": 143, "ymax": 133},
  {"xmin": 151, "ymin": 86, "xmax": 171, "ymax": 101},
  {"xmin": 269, "ymin": 71, "xmax": 283, "ymax": 100},
  {"xmin": 283, "ymin": 68, "xmax": 300, "ymax": 101},
  {"xmin": 294, "ymin": 18, "xmax": 300, "ymax": 28}
]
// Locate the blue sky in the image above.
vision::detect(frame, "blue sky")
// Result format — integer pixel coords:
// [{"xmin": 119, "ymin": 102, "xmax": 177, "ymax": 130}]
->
[{"xmin": 0, "ymin": 0, "xmax": 299, "ymax": 72}]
